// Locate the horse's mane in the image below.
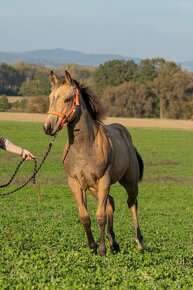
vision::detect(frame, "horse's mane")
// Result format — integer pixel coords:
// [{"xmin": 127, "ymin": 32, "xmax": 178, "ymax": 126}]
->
[
  {"xmin": 55, "ymin": 77, "xmax": 105, "ymax": 121},
  {"xmin": 75, "ymin": 81, "xmax": 105, "ymax": 121}
]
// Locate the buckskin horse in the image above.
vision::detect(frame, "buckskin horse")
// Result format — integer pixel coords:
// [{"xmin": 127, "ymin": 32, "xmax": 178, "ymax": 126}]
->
[{"xmin": 44, "ymin": 70, "xmax": 147, "ymax": 256}]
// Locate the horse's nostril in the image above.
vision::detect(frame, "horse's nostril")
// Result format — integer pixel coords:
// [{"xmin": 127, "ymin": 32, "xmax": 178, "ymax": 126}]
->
[{"xmin": 43, "ymin": 123, "xmax": 52, "ymax": 134}]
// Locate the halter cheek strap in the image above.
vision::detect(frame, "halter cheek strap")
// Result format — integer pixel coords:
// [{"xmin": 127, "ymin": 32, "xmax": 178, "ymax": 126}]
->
[{"xmin": 47, "ymin": 88, "xmax": 80, "ymax": 129}]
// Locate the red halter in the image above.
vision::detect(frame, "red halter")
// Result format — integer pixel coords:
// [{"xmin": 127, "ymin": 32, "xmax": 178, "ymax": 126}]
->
[{"xmin": 47, "ymin": 88, "xmax": 80, "ymax": 130}]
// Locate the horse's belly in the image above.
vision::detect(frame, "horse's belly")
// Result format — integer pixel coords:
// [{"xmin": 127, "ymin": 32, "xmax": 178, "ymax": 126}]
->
[
  {"xmin": 109, "ymin": 139, "xmax": 133, "ymax": 184},
  {"xmin": 110, "ymin": 157, "xmax": 129, "ymax": 184},
  {"xmin": 107, "ymin": 126, "xmax": 135, "ymax": 184}
]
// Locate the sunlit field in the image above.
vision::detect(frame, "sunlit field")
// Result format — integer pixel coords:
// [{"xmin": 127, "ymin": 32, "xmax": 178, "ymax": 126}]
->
[{"xmin": 0, "ymin": 121, "xmax": 193, "ymax": 289}]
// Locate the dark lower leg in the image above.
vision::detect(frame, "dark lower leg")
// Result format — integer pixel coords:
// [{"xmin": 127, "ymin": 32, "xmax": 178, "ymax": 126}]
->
[
  {"xmin": 128, "ymin": 198, "xmax": 147, "ymax": 250},
  {"xmin": 97, "ymin": 214, "xmax": 107, "ymax": 256},
  {"xmin": 106, "ymin": 196, "xmax": 120, "ymax": 252}
]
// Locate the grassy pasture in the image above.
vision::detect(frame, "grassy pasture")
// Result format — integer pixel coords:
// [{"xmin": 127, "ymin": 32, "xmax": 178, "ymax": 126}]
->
[{"xmin": 0, "ymin": 121, "xmax": 193, "ymax": 289}]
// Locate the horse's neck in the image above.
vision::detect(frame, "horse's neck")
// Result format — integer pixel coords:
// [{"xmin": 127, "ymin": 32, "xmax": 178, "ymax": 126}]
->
[{"xmin": 67, "ymin": 110, "xmax": 98, "ymax": 148}]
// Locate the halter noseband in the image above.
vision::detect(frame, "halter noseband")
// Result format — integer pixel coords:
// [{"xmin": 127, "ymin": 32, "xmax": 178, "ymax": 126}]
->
[{"xmin": 47, "ymin": 87, "xmax": 80, "ymax": 130}]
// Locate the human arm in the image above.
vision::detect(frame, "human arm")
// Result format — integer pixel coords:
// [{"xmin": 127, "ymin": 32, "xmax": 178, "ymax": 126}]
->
[
  {"xmin": 6, "ymin": 142, "xmax": 35, "ymax": 160},
  {"xmin": 0, "ymin": 136, "xmax": 35, "ymax": 160}
]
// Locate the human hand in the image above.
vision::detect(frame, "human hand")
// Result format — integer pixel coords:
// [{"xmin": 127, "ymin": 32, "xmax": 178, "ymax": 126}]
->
[{"xmin": 21, "ymin": 149, "xmax": 36, "ymax": 160}]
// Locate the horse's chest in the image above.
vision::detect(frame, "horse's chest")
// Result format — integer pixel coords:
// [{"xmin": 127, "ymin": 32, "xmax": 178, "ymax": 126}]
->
[{"xmin": 64, "ymin": 154, "xmax": 107, "ymax": 190}]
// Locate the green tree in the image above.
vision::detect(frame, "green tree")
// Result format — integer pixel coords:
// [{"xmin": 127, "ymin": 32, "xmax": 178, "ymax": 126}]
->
[
  {"xmin": 0, "ymin": 63, "xmax": 22, "ymax": 95},
  {"xmin": 93, "ymin": 60, "xmax": 137, "ymax": 95},
  {"xmin": 134, "ymin": 59, "xmax": 157, "ymax": 83},
  {"xmin": 19, "ymin": 74, "xmax": 50, "ymax": 96},
  {"xmin": 152, "ymin": 58, "xmax": 181, "ymax": 75}
]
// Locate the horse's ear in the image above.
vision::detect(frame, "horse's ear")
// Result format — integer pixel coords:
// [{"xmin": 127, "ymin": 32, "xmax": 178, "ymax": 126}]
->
[
  {"xmin": 64, "ymin": 70, "xmax": 72, "ymax": 85},
  {"xmin": 50, "ymin": 70, "xmax": 58, "ymax": 85}
]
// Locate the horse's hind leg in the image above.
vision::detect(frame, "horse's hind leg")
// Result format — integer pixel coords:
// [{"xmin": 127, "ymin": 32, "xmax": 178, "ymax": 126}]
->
[
  {"xmin": 120, "ymin": 179, "xmax": 147, "ymax": 250},
  {"xmin": 129, "ymin": 195, "xmax": 147, "ymax": 250},
  {"xmin": 106, "ymin": 195, "xmax": 120, "ymax": 252},
  {"xmin": 68, "ymin": 177, "xmax": 97, "ymax": 253}
]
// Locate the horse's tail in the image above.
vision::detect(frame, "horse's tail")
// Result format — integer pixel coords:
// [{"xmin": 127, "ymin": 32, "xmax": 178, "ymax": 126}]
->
[{"xmin": 135, "ymin": 148, "xmax": 144, "ymax": 182}]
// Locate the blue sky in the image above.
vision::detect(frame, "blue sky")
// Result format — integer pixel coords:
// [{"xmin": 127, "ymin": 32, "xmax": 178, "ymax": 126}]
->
[{"xmin": 0, "ymin": 0, "xmax": 193, "ymax": 61}]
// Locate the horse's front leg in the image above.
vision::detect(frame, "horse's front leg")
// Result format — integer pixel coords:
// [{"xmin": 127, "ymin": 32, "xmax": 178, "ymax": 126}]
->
[
  {"xmin": 96, "ymin": 175, "xmax": 110, "ymax": 256},
  {"xmin": 68, "ymin": 176, "xmax": 97, "ymax": 253}
]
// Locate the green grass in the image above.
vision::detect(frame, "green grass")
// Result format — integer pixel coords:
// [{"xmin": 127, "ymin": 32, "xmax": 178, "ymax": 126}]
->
[{"xmin": 0, "ymin": 121, "xmax": 193, "ymax": 289}]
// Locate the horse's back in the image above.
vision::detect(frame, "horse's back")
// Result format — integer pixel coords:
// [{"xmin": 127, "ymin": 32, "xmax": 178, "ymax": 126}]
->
[
  {"xmin": 105, "ymin": 123, "xmax": 134, "ymax": 152},
  {"xmin": 105, "ymin": 123, "xmax": 139, "ymax": 184}
]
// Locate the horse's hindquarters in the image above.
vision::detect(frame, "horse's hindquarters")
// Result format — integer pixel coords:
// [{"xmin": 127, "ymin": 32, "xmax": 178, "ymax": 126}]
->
[{"xmin": 106, "ymin": 124, "xmax": 138, "ymax": 184}]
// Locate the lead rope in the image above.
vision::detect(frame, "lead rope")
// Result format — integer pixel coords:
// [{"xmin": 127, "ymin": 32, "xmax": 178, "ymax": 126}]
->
[{"xmin": 0, "ymin": 135, "xmax": 56, "ymax": 197}]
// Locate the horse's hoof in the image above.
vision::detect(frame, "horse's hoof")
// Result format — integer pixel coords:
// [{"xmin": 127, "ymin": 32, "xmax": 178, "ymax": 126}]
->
[
  {"xmin": 89, "ymin": 243, "xmax": 97, "ymax": 254},
  {"xmin": 136, "ymin": 239, "xmax": 148, "ymax": 251},
  {"xmin": 99, "ymin": 250, "xmax": 106, "ymax": 256},
  {"xmin": 111, "ymin": 242, "xmax": 120, "ymax": 253},
  {"xmin": 98, "ymin": 246, "xmax": 106, "ymax": 256},
  {"xmin": 91, "ymin": 247, "xmax": 97, "ymax": 255}
]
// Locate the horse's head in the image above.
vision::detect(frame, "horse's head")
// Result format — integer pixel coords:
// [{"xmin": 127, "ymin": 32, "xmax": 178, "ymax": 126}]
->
[{"xmin": 44, "ymin": 70, "xmax": 80, "ymax": 135}]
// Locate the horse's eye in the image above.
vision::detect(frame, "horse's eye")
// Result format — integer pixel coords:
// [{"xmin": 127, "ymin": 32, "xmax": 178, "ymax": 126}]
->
[{"xmin": 64, "ymin": 98, "xmax": 70, "ymax": 103}]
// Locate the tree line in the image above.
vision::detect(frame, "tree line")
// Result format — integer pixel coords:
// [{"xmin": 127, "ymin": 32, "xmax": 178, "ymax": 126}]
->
[
  {"xmin": 93, "ymin": 58, "xmax": 193, "ymax": 119},
  {"xmin": 0, "ymin": 59, "xmax": 193, "ymax": 119}
]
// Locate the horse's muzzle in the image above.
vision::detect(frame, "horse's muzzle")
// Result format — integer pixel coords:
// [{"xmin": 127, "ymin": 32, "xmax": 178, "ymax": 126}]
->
[{"xmin": 43, "ymin": 122, "xmax": 54, "ymax": 136}]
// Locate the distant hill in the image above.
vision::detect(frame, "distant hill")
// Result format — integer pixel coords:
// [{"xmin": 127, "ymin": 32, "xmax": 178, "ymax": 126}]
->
[
  {"xmin": 0, "ymin": 48, "xmax": 192, "ymax": 71},
  {"xmin": 0, "ymin": 48, "xmax": 141, "ymax": 67}
]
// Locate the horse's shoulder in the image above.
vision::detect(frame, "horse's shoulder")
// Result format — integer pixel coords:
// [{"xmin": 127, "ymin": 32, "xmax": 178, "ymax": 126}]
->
[{"xmin": 97, "ymin": 123, "xmax": 112, "ymax": 147}]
